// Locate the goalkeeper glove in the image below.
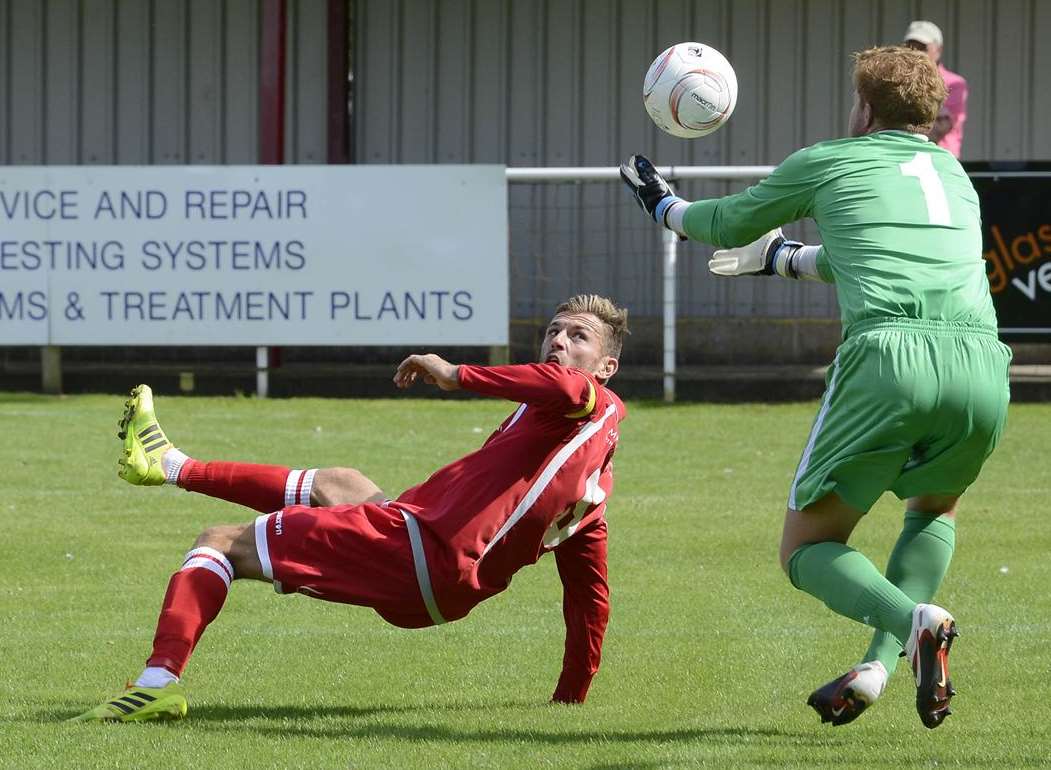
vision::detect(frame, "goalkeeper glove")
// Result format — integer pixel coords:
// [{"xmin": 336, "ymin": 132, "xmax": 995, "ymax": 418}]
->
[
  {"xmin": 708, "ymin": 228, "xmax": 804, "ymax": 277},
  {"xmin": 620, "ymin": 154, "xmax": 686, "ymax": 231}
]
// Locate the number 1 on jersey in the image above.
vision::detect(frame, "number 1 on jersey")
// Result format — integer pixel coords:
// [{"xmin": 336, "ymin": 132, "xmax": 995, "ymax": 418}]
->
[{"xmin": 900, "ymin": 152, "xmax": 951, "ymax": 226}]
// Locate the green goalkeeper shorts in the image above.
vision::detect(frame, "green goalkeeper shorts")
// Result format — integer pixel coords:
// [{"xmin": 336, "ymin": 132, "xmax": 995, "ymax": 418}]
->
[{"xmin": 789, "ymin": 318, "xmax": 1012, "ymax": 513}]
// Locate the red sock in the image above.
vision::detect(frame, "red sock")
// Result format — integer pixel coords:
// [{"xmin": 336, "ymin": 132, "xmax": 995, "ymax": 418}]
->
[
  {"xmin": 178, "ymin": 460, "xmax": 316, "ymax": 512},
  {"xmin": 147, "ymin": 547, "xmax": 234, "ymax": 677}
]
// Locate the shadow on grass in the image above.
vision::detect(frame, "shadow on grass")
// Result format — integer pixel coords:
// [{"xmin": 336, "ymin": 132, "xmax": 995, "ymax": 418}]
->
[
  {"xmin": 185, "ymin": 704, "xmax": 828, "ymax": 747},
  {"xmin": 44, "ymin": 700, "xmax": 834, "ymax": 749},
  {"xmin": 191, "ymin": 702, "xmax": 433, "ymax": 722},
  {"xmin": 35, "ymin": 699, "xmax": 534, "ymax": 724},
  {"xmin": 190, "ymin": 700, "xmax": 565, "ymax": 723}
]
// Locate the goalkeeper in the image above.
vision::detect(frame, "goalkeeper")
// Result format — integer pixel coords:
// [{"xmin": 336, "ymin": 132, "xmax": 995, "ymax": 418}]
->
[{"xmin": 622, "ymin": 46, "xmax": 1010, "ymax": 729}]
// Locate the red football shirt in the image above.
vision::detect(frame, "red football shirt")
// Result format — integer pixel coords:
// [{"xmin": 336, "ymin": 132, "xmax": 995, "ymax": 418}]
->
[{"xmin": 394, "ymin": 362, "xmax": 625, "ymax": 702}]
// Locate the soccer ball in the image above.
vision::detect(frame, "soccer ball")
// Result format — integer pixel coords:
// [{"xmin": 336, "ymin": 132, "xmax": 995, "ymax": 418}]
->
[{"xmin": 643, "ymin": 42, "xmax": 738, "ymax": 139}]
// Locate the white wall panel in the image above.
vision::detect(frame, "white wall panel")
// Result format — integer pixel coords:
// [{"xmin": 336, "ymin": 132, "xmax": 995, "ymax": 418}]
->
[
  {"xmin": 187, "ymin": 0, "xmax": 224, "ymax": 164},
  {"xmin": 225, "ymin": 0, "xmax": 259, "ymax": 163},
  {"xmin": 287, "ymin": 0, "xmax": 328, "ymax": 164},
  {"xmin": 45, "ymin": 0, "xmax": 79, "ymax": 164},
  {"xmin": 3, "ymin": 0, "xmax": 262, "ymax": 165},
  {"xmin": 81, "ymin": 0, "xmax": 115, "ymax": 163},
  {"xmin": 114, "ymin": 0, "xmax": 151, "ymax": 163},
  {"xmin": 8, "ymin": 0, "xmax": 44, "ymax": 164}
]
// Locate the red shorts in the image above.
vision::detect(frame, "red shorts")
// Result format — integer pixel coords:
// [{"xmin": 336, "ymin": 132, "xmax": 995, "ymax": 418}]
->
[{"xmin": 254, "ymin": 503, "xmax": 436, "ymax": 629}]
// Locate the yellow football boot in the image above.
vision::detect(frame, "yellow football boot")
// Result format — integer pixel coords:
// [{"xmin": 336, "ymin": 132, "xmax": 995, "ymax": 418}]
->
[
  {"xmin": 69, "ymin": 681, "xmax": 187, "ymax": 723},
  {"xmin": 117, "ymin": 384, "xmax": 173, "ymax": 486}
]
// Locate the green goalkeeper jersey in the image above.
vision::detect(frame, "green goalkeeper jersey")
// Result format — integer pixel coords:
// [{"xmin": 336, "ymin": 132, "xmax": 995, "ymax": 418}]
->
[{"xmin": 682, "ymin": 130, "xmax": 998, "ymax": 334}]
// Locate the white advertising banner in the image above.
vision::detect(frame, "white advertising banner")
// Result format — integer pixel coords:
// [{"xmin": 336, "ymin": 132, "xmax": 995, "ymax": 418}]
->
[{"xmin": 0, "ymin": 165, "xmax": 508, "ymax": 345}]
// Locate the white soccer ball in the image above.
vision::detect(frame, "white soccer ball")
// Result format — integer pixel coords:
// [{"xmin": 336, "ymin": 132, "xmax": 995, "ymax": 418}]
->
[{"xmin": 643, "ymin": 42, "xmax": 738, "ymax": 139}]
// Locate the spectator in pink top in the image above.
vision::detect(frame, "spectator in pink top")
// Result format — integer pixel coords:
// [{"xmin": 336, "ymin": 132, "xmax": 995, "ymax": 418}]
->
[{"xmin": 904, "ymin": 20, "xmax": 968, "ymax": 157}]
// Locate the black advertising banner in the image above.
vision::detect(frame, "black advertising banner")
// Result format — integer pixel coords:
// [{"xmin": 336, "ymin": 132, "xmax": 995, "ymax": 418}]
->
[{"xmin": 966, "ymin": 163, "xmax": 1051, "ymax": 338}]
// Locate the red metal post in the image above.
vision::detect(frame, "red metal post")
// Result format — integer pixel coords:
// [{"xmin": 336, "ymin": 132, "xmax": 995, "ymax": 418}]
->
[
  {"xmin": 258, "ymin": 0, "xmax": 287, "ymax": 386},
  {"xmin": 327, "ymin": 0, "xmax": 350, "ymax": 164},
  {"xmin": 259, "ymin": 0, "xmax": 287, "ymax": 165}
]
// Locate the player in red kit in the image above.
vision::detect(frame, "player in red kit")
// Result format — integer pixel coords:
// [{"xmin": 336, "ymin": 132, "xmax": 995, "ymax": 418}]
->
[{"xmin": 73, "ymin": 294, "xmax": 629, "ymax": 723}]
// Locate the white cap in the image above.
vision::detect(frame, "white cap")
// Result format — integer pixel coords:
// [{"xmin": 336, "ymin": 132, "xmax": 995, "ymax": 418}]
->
[{"xmin": 904, "ymin": 20, "xmax": 943, "ymax": 47}]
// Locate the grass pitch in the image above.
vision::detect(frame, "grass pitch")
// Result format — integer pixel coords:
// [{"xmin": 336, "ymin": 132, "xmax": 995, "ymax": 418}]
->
[{"xmin": 2, "ymin": 392, "xmax": 1049, "ymax": 769}]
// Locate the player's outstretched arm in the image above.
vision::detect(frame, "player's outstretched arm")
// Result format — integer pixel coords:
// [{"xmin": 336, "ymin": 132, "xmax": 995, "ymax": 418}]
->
[
  {"xmin": 458, "ymin": 363, "xmax": 600, "ymax": 417},
  {"xmin": 551, "ymin": 519, "xmax": 610, "ymax": 704},
  {"xmin": 621, "ymin": 147, "xmax": 825, "ymax": 247},
  {"xmin": 708, "ymin": 228, "xmax": 831, "ymax": 282},
  {"xmin": 393, "ymin": 354, "xmax": 461, "ymax": 391}
]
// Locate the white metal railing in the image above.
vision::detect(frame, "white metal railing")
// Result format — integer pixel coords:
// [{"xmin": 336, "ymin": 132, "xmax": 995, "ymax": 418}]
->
[{"xmin": 507, "ymin": 165, "xmax": 775, "ymax": 402}]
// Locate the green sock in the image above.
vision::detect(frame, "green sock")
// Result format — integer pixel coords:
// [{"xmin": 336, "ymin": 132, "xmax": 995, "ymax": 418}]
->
[
  {"xmin": 863, "ymin": 511, "xmax": 956, "ymax": 673},
  {"xmin": 787, "ymin": 541, "xmax": 915, "ymax": 644}
]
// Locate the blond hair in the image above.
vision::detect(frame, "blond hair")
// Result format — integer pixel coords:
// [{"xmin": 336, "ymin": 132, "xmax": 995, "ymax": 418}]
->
[
  {"xmin": 853, "ymin": 46, "xmax": 947, "ymax": 133},
  {"xmin": 553, "ymin": 294, "xmax": 629, "ymax": 358}
]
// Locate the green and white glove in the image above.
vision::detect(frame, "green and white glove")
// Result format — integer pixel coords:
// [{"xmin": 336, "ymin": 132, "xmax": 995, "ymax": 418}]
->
[{"xmin": 708, "ymin": 228, "xmax": 805, "ymax": 277}]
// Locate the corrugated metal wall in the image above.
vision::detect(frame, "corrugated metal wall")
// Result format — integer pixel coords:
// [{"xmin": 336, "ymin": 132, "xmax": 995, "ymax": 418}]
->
[
  {"xmin": 2, "ymin": 0, "xmax": 1048, "ymax": 321},
  {"xmin": 0, "ymin": 0, "xmax": 330, "ymax": 165},
  {"xmin": 356, "ymin": 0, "xmax": 1051, "ymax": 319}
]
